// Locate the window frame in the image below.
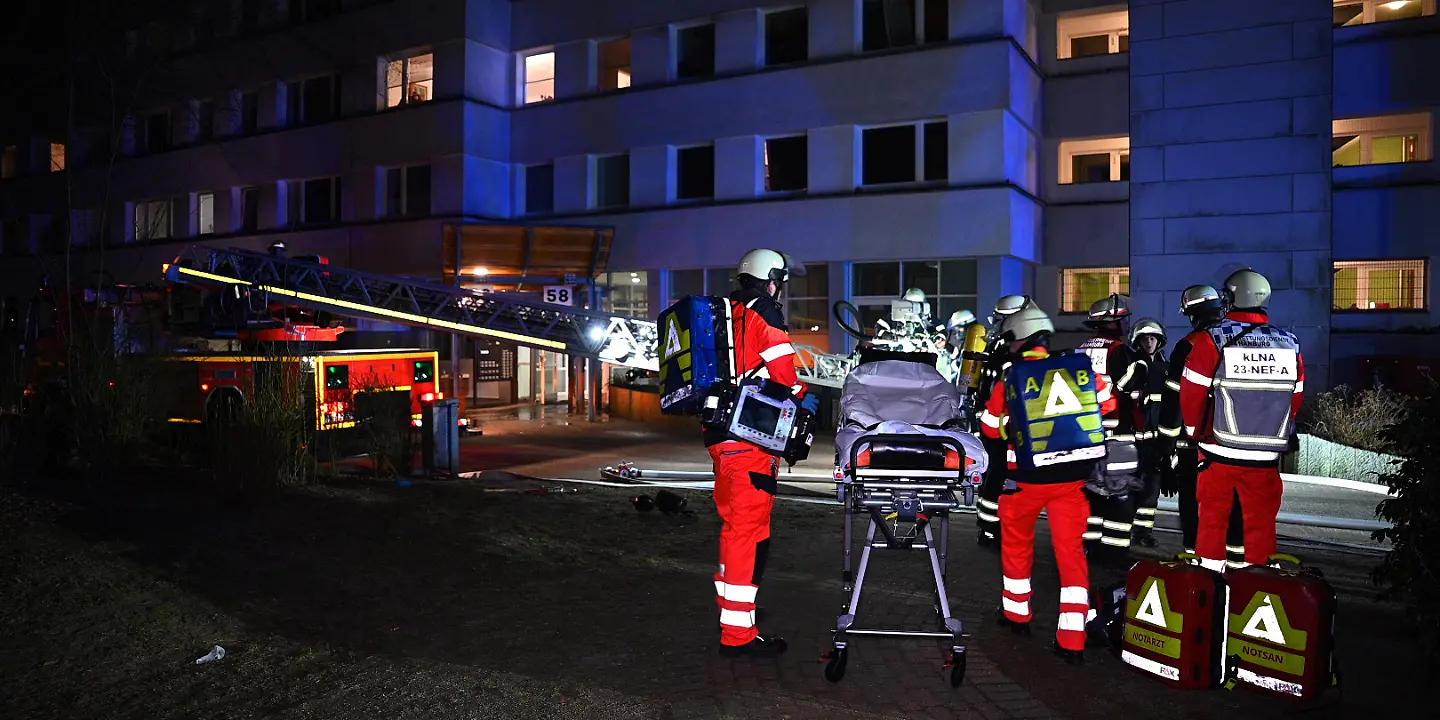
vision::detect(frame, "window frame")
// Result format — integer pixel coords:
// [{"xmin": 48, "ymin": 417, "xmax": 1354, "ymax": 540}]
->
[
  {"xmin": 861, "ymin": 0, "xmax": 949, "ymax": 52},
  {"xmin": 524, "ymin": 162, "xmax": 555, "ymax": 215},
  {"xmin": 1058, "ymin": 136, "xmax": 1131, "ymax": 184},
  {"xmin": 1332, "ymin": 259, "xmax": 1428, "ymax": 312},
  {"xmin": 197, "ymin": 191, "xmax": 216, "ymax": 235},
  {"xmin": 238, "ymin": 186, "xmax": 260, "ymax": 233},
  {"xmin": 290, "ymin": 176, "xmax": 343, "ymax": 226},
  {"xmin": 598, "ymin": 270, "xmax": 649, "ymax": 318},
  {"xmin": 849, "ymin": 260, "xmax": 978, "ymax": 336},
  {"xmin": 521, "ymin": 49, "xmax": 557, "ymax": 105},
  {"xmin": 1332, "ymin": 112, "xmax": 1432, "ymax": 167},
  {"xmin": 675, "ymin": 21, "xmax": 718, "ymax": 79},
  {"xmin": 134, "ymin": 199, "xmax": 173, "ymax": 242},
  {"xmin": 859, "ymin": 119, "xmax": 949, "ymax": 188},
  {"xmin": 384, "ymin": 164, "xmax": 432, "ymax": 218},
  {"xmin": 287, "ymin": 73, "xmax": 342, "ymax": 126},
  {"xmin": 1055, "ymin": 6, "xmax": 1130, "ymax": 60},
  {"xmin": 593, "ymin": 153, "xmax": 630, "ymax": 209},
  {"xmin": 384, "ymin": 51, "xmax": 435, "ymax": 109},
  {"xmin": 763, "ymin": 6, "xmax": 810, "ymax": 67},
  {"xmin": 1333, "ymin": 0, "xmax": 1436, "ymax": 27},
  {"xmin": 763, "ymin": 134, "xmax": 809, "ymax": 194},
  {"xmin": 1059, "ymin": 266, "xmax": 1130, "ymax": 314}
]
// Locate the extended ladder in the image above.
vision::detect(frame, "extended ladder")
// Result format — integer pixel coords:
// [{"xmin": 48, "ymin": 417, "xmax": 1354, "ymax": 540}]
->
[{"xmin": 162, "ymin": 247, "xmax": 659, "ymax": 371}]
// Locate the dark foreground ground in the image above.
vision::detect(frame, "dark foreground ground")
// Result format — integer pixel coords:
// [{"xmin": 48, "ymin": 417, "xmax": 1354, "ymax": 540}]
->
[{"xmin": 0, "ymin": 417, "xmax": 1431, "ymax": 719}]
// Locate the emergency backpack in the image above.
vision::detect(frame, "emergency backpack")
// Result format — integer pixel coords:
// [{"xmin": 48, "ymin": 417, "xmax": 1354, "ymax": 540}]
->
[
  {"xmin": 1205, "ymin": 320, "xmax": 1301, "ymax": 453},
  {"xmin": 1004, "ymin": 352, "xmax": 1107, "ymax": 469}
]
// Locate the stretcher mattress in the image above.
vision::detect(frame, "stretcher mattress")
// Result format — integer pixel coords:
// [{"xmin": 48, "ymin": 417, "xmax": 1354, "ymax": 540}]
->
[{"xmin": 834, "ymin": 357, "xmax": 987, "ymax": 476}]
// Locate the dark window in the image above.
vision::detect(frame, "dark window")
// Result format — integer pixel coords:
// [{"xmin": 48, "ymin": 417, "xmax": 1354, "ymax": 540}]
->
[
  {"xmin": 1333, "ymin": 3, "xmax": 1364, "ymax": 27},
  {"xmin": 1119, "ymin": 153, "xmax": 1130, "ymax": 182},
  {"xmin": 764, "ymin": 136, "xmax": 807, "ymax": 192},
  {"xmin": 240, "ymin": 186, "xmax": 259, "ymax": 232},
  {"xmin": 240, "ymin": 92, "xmax": 259, "ymax": 134},
  {"xmin": 296, "ymin": 177, "xmax": 341, "ymax": 224},
  {"xmin": 386, "ymin": 165, "xmax": 431, "ymax": 217},
  {"xmin": 196, "ymin": 100, "xmax": 215, "ymax": 142},
  {"xmin": 861, "ymin": 125, "xmax": 916, "ymax": 186},
  {"xmin": 291, "ymin": 0, "xmax": 341, "ymax": 24},
  {"xmin": 239, "ymin": 0, "xmax": 261, "ymax": 32},
  {"xmin": 853, "ymin": 262, "xmax": 901, "ymax": 297},
  {"xmin": 1070, "ymin": 35, "xmax": 1110, "ymax": 58},
  {"xmin": 289, "ymin": 75, "xmax": 341, "ymax": 126},
  {"xmin": 1118, "ymin": 33, "xmax": 1129, "ymax": 52},
  {"xmin": 325, "ymin": 364, "xmax": 350, "ymax": 390},
  {"xmin": 676, "ymin": 145, "xmax": 715, "ymax": 200},
  {"xmin": 677, "ymin": 24, "xmax": 716, "ymax": 79},
  {"xmin": 862, "ymin": 0, "xmax": 917, "ymax": 52},
  {"xmin": 146, "ymin": 112, "xmax": 171, "ymax": 152},
  {"xmin": 765, "ymin": 8, "xmax": 809, "ymax": 66},
  {"xmin": 923, "ymin": 0, "xmax": 949, "ymax": 44},
  {"xmin": 526, "ymin": 164, "xmax": 554, "ymax": 214},
  {"xmin": 596, "ymin": 154, "xmax": 630, "ymax": 208},
  {"xmin": 1071, "ymin": 153, "xmax": 1111, "ymax": 184},
  {"xmin": 413, "ymin": 360, "xmax": 434, "ymax": 383},
  {"xmin": 923, "ymin": 121, "xmax": 947, "ymax": 182}
]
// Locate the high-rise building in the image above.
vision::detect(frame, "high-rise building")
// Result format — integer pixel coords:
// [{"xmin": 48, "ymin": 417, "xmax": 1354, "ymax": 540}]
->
[{"xmin": 1, "ymin": 0, "xmax": 1436, "ymax": 389}]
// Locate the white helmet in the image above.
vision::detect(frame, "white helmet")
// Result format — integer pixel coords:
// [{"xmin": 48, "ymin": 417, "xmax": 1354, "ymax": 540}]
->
[
  {"xmin": 999, "ymin": 306, "xmax": 1054, "ymax": 344},
  {"xmin": 737, "ymin": 249, "xmax": 802, "ymax": 286},
  {"xmin": 988, "ymin": 294, "xmax": 1033, "ymax": 325},
  {"xmin": 1129, "ymin": 317, "xmax": 1166, "ymax": 349},
  {"xmin": 946, "ymin": 309, "xmax": 977, "ymax": 331},
  {"xmin": 1223, "ymin": 268, "xmax": 1271, "ymax": 311},
  {"xmin": 902, "ymin": 288, "xmax": 927, "ymax": 303}
]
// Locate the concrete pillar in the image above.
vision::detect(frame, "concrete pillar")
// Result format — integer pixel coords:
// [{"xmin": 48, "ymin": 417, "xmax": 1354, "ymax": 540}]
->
[
  {"xmin": 259, "ymin": 81, "xmax": 286, "ymax": 130},
  {"xmin": 977, "ymin": 256, "xmax": 1028, "ymax": 318},
  {"xmin": 630, "ymin": 145, "xmax": 674, "ymax": 206},
  {"xmin": 630, "ymin": 25, "xmax": 674, "ymax": 86},
  {"xmin": 553, "ymin": 154, "xmax": 591, "ymax": 212},
  {"xmin": 464, "ymin": 40, "xmax": 511, "ymax": 108},
  {"xmin": 716, "ymin": 9, "xmax": 763, "ymax": 73},
  {"xmin": 554, "ymin": 40, "xmax": 595, "ymax": 98},
  {"xmin": 714, "ymin": 135, "xmax": 761, "ymax": 200},
  {"xmin": 807, "ymin": 125, "xmax": 857, "ymax": 194},
  {"xmin": 949, "ymin": 0, "xmax": 1036, "ymax": 57},
  {"xmin": 1129, "ymin": 0, "xmax": 1333, "ymax": 387},
  {"xmin": 809, "ymin": 0, "xmax": 861, "ymax": 59}
]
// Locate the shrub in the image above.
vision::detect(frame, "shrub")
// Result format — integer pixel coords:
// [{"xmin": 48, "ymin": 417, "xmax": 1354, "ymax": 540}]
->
[
  {"xmin": 1302, "ymin": 384, "xmax": 1411, "ymax": 454},
  {"xmin": 1372, "ymin": 389, "xmax": 1440, "ymax": 667},
  {"xmin": 352, "ymin": 372, "xmax": 416, "ymax": 478},
  {"xmin": 208, "ymin": 350, "xmax": 315, "ymax": 493}
]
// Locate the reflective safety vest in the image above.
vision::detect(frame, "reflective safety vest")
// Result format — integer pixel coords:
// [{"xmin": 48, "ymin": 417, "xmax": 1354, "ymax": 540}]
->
[
  {"xmin": 1205, "ymin": 320, "xmax": 1301, "ymax": 453},
  {"xmin": 1077, "ymin": 336, "xmax": 1125, "ymax": 380},
  {"xmin": 1004, "ymin": 352, "xmax": 1107, "ymax": 469}
]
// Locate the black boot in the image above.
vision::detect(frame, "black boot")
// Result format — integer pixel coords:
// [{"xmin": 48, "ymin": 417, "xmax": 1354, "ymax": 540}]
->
[
  {"xmin": 719, "ymin": 634, "xmax": 788, "ymax": 658},
  {"xmin": 994, "ymin": 607, "xmax": 1031, "ymax": 637},
  {"xmin": 1052, "ymin": 641, "xmax": 1084, "ymax": 665},
  {"xmin": 1133, "ymin": 529, "xmax": 1159, "ymax": 548}
]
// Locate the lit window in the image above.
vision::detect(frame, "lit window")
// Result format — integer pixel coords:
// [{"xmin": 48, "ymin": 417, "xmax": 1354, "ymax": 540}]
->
[
  {"xmin": 134, "ymin": 199, "xmax": 172, "ymax": 241},
  {"xmin": 50, "ymin": 143, "xmax": 65, "ymax": 172},
  {"xmin": 385, "ymin": 52, "xmax": 434, "ymax": 108},
  {"xmin": 1333, "ymin": 260, "xmax": 1427, "ymax": 311},
  {"xmin": 788, "ymin": 263, "xmax": 831, "ymax": 352},
  {"xmin": 198, "ymin": 192, "xmax": 215, "ymax": 235},
  {"xmin": 1333, "ymin": 0, "xmax": 1434, "ymax": 27},
  {"xmin": 1061, "ymin": 267, "xmax": 1129, "ymax": 313},
  {"xmin": 597, "ymin": 271, "xmax": 648, "ymax": 317},
  {"xmin": 598, "ymin": 38, "xmax": 631, "ymax": 91},
  {"xmin": 1056, "ymin": 6, "xmax": 1129, "ymax": 59},
  {"xmin": 1332, "ymin": 113, "xmax": 1431, "ymax": 167},
  {"xmin": 861, "ymin": 121, "xmax": 947, "ymax": 186},
  {"xmin": 1058, "ymin": 136, "xmax": 1130, "ymax": 184},
  {"xmin": 523, "ymin": 51, "xmax": 555, "ymax": 104},
  {"xmin": 850, "ymin": 260, "xmax": 978, "ymax": 335}
]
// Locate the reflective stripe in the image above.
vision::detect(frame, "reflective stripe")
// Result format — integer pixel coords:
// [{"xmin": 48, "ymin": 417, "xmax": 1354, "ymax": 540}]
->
[
  {"xmin": 1082, "ymin": 532, "xmax": 1103, "ymax": 540},
  {"xmin": 977, "ymin": 511, "xmax": 1000, "ymax": 523},
  {"xmin": 977, "ymin": 497, "xmax": 999, "ymax": 511},
  {"xmin": 1198, "ymin": 557, "xmax": 1226, "ymax": 573},
  {"xmin": 1107, "ymin": 461, "xmax": 1140, "ymax": 471},
  {"xmin": 759, "ymin": 343, "xmax": 796, "ymax": 362},
  {"xmin": 719, "ymin": 609, "xmax": 756, "ymax": 628},
  {"xmin": 1057, "ymin": 612, "xmax": 1088, "ymax": 631},
  {"xmin": 1097, "ymin": 385, "xmax": 1113, "ymax": 402},
  {"xmin": 1102, "ymin": 520, "xmax": 1132, "ymax": 531},
  {"xmin": 1087, "ymin": 607, "xmax": 1098, "ymax": 622},
  {"xmin": 1185, "ymin": 425, "xmax": 1197, "ymax": 437},
  {"xmin": 1006, "ymin": 448, "xmax": 1017, "ymax": 463},
  {"xmin": 1199, "ymin": 442, "xmax": 1280, "ymax": 462},
  {"xmin": 1235, "ymin": 667, "xmax": 1304, "ymax": 697},
  {"xmin": 1002, "ymin": 598, "xmax": 1030, "ymax": 617},
  {"xmin": 1109, "ymin": 433, "xmax": 1136, "ymax": 442},
  {"xmin": 791, "ymin": 384, "xmax": 804, "ymax": 395},
  {"xmin": 1102, "ymin": 418, "xmax": 1120, "ymax": 428},
  {"xmin": 1294, "ymin": 380, "xmax": 1304, "ymax": 393},
  {"xmin": 1100, "ymin": 536, "xmax": 1131, "ymax": 547},
  {"xmin": 1158, "ymin": 425, "xmax": 1181, "ymax": 437},
  {"xmin": 721, "ymin": 583, "xmax": 759, "ymax": 604},
  {"xmin": 1133, "ymin": 519, "xmax": 1155, "ymax": 528},
  {"xmin": 1226, "ymin": 545, "xmax": 1246, "ymax": 554},
  {"xmin": 1165, "ymin": 379, "xmax": 1181, "ymax": 391},
  {"xmin": 1183, "ymin": 367, "xmax": 1213, "ymax": 386},
  {"xmin": 1004, "ymin": 576, "xmax": 1032, "ymax": 595},
  {"xmin": 1148, "ymin": 393, "xmax": 1163, "ymax": 402},
  {"xmin": 1087, "ymin": 516, "xmax": 1102, "ymax": 524},
  {"xmin": 980, "ymin": 411, "xmax": 1001, "ymax": 429},
  {"xmin": 1227, "ymin": 561, "xmax": 1251, "ymax": 570},
  {"xmin": 1059, "ymin": 586, "xmax": 1088, "ymax": 605},
  {"xmin": 715, "ymin": 581, "xmax": 725, "ymax": 596},
  {"xmin": 1135, "ymin": 507, "xmax": 1156, "ymax": 516},
  {"xmin": 1123, "ymin": 650, "xmax": 1180, "ymax": 681}
]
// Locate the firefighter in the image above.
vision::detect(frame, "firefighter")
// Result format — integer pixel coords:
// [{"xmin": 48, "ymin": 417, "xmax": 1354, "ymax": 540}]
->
[
  {"xmin": 975, "ymin": 295, "xmax": 1034, "ymax": 547},
  {"xmin": 1127, "ymin": 318, "xmax": 1168, "ymax": 548},
  {"xmin": 1158, "ymin": 285, "xmax": 1247, "ymax": 564},
  {"xmin": 980, "ymin": 305, "xmax": 1117, "ymax": 665},
  {"xmin": 1076, "ymin": 294, "xmax": 1143, "ymax": 559},
  {"xmin": 1176, "ymin": 269, "xmax": 1304, "ymax": 573},
  {"xmin": 705, "ymin": 248, "xmax": 818, "ymax": 659}
]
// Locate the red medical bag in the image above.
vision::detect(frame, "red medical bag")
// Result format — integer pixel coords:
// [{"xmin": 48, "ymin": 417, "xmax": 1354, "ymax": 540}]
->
[
  {"xmin": 1119, "ymin": 558, "xmax": 1227, "ymax": 689},
  {"xmin": 1225, "ymin": 556, "xmax": 1339, "ymax": 701}
]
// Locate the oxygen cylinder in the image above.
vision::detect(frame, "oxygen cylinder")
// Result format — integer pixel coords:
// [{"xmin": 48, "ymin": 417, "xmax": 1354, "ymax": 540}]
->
[{"xmin": 956, "ymin": 323, "xmax": 989, "ymax": 390}]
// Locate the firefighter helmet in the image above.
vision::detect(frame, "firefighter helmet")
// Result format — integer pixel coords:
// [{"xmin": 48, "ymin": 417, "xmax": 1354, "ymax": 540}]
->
[
  {"xmin": 1085, "ymin": 294, "xmax": 1131, "ymax": 325},
  {"xmin": 1179, "ymin": 284, "xmax": 1223, "ymax": 317},
  {"xmin": 1223, "ymin": 268, "xmax": 1272, "ymax": 311},
  {"xmin": 903, "ymin": 287, "xmax": 927, "ymax": 303},
  {"xmin": 737, "ymin": 249, "xmax": 793, "ymax": 286},
  {"xmin": 999, "ymin": 305, "xmax": 1055, "ymax": 344},
  {"xmin": 946, "ymin": 309, "xmax": 977, "ymax": 331},
  {"xmin": 1129, "ymin": 317, "xmax": 1166, "ymax": 349},
  {"xmin": 988, "ymin": 294, "xmax": 1033, "ymax": 325}
]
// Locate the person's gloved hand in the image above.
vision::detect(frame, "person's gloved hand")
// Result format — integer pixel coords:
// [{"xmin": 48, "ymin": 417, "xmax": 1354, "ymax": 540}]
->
[{"xmin": 801, "ymin": 393, "xmax": 821, "ymax": 415}]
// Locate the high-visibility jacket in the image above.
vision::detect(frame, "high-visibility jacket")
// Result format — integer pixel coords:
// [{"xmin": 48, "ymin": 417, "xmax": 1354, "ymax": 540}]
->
[
  {"xmin": 703, "ymin": 287, "xmax": 808, "ymax": 447},
  {"xmin": 980, "ymin": 347, "xmax": 1118, "ymax": 483},
  {"xmin": 1177, "ymin": 311, "xmax": 1305, "ymax": 464},
  {"xmin": 1076, "ymin": 334, "xmax": 1142, "ymax": 436},
  {"xmin": 1133, "ymin": 349, "xmax": 1168, "ymax": 436}
]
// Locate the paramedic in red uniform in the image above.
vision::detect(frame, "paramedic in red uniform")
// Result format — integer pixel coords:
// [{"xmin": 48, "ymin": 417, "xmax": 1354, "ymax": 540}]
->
[
  {"xmin": 1177, "ymin": 269, "xmax": 1304, "ymax": 573},
  {"xmin": 980, "ymin": 306, "xmax": 1117, "ymax": 665},
  {"xmin": 705, "ymin": 249, "xmax": 819, "ymax": 658}
]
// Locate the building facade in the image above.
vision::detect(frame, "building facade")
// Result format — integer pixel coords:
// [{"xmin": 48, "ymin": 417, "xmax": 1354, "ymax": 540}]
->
[{"xmin": 1, "ymin": 0, "xmax": 1437, "ymax": 390}]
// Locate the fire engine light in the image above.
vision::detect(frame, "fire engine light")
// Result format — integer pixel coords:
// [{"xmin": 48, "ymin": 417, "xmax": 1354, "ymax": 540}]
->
[
  {"xmin": 421, "ymin": 392, "xmax": 435, "ymax": 402},
  {"xmin": 473, "ymin": 267, "xmax": 489, "ymax": 278},
  {"xmin": 435, "ymin": 392, "xmax": 444, "ymax": 399},
  {"xmin": 201, "ymin": 383, "xmax": 210, "ymax": 391}
]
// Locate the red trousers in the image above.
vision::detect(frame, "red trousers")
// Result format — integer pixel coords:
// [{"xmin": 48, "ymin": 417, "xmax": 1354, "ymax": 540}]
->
[
  {"xmin": 999, "ymin": 480, "xmax": 1092, "ymax": 652},
  {"xmin": 1196, "ymin": 458, "xmax": 1282, "ymax": 568},
  {"xmin": 710, "ymin": 442, "xmax": 778, "ymax": 647}
]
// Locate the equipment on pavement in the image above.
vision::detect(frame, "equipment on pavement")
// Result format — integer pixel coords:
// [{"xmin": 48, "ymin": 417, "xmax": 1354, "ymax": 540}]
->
[
  {"xmin": 1118, "ymin": 557, "xmax": 1229, "ymax": 689},
  {"xmin": 1225, "ymin": 555, "xmax": 1340, "ymax": 701}
]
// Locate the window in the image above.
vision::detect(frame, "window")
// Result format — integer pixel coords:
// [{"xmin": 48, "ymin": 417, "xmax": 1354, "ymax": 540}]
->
[
  {"xmin": 1060, "ymin": 267, "xmax": 1130, "ymax": 313},
  {"xmin": 861, "ymin": 121, "xmax": 947, "ymax": 186},
  {"xmin": 1333, "ymin": 0, "xmax": 1434, "ymax": 27},
  {"xmin": 239, "ymin": 186, "xmax": 259, "ymax": 232},
  {"xmin": 1058, "ymin": 136, "xmax": 1130, "ymax": 184},
  {"xmin": 290, "ymin": 0, "xmax": 341, "ymax": 24},
  {"xmin": 765, "ymin": 8, "xmax": 809, "ymax": 66},
  {"xmin": 196, "ymin": 100, "xmax": 215, "ymax": 142},
  {"xmin": 523, "ymin": 51, "xmax": 555, "ymax": 104},
  {"xmin": 134, "ymin": 200, "xmax": 172, "ymax": 241},
  {"xmin": 288, "ymin": 75, "xmax": 341, "ymax": 125},
  {"xmin": 1056, "ymin": 6, "xmax": 1129, "ymax": 59},
  {"xmin": 290, "ymin": 177, "xmax": 342, "ymax": 225},
  {"xmin": 676, "ymin": 145, "xmax": 715, "ymax": 200},
  {"xmin": 197, "ymin": 192, "xmax": 215, "ymax": 235},
  {"xmin": 2, "ymin": 145, "xmax": 19, "ymax": 178},
  {"xmin": 71, "ymin": 208, "xmax": 99, "ymax": 246},
  {"xmin": 238, "ymin": 92, "xmax": 259, "ymax": 134},
  {"xmin": 1333, "ymin": 260, "xmax": 1427, "ymax": 311},
  {"xmin": 764, "ymin": 135, "xmax": 808, "ymax": 193},
  {"xmin": 49, "ymin": 143, "xmax": 65, "ymax": 172},
  {"xmin": 598, "ymin": 271, "xmax": 648, "ymax": 318},
  {"xmin": 385, "ymin": 52, "xmax": 434, "ymax": 108},
  {"xmin": 667, "ymin": 269, "xmax": 706, "ymax": 303},
  {"xmin": 525, "ymin": 163, "xmax": 554, "ymax": 214},
  {"xmin": 145, "ymin": 111, "xmax": 172, "ymax": 153},
  {"xmin": 599, "ymin": 38, "xmax": 632, "ymax": 91},
  {"xmin": 595, "ymin": 154, "xmax": 630, "ymax": 209},
  {"xmin": 1332, "ymin": 113, "xmax": 1432, "ymax": 167},
  {"xmin": 851, "ymin": 260, "xmax": 977, "ymax": 333},
  {"xmin": 385, "ymin": 165, "xmax": 432, "ymax": 217},
  {"xmin": 860, "ymin": 0, "xmax": 947, "ymax": 51},
  {"xmin": 788, "ymin": 263, "xmax": 831, "ymax": 352},
  {"xmin": 677, "ymin": 23, "xmax": 716, "ymax": 79}
]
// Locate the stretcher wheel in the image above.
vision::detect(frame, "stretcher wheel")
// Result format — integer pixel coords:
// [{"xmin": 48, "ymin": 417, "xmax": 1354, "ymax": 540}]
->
[
  {"xmin": 947, "ymin": 652, "xmax": 967, "ymax": 688},
  {"xmin": 822, "ymin": 648, "xmax": 848, "ymax": 683}
]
